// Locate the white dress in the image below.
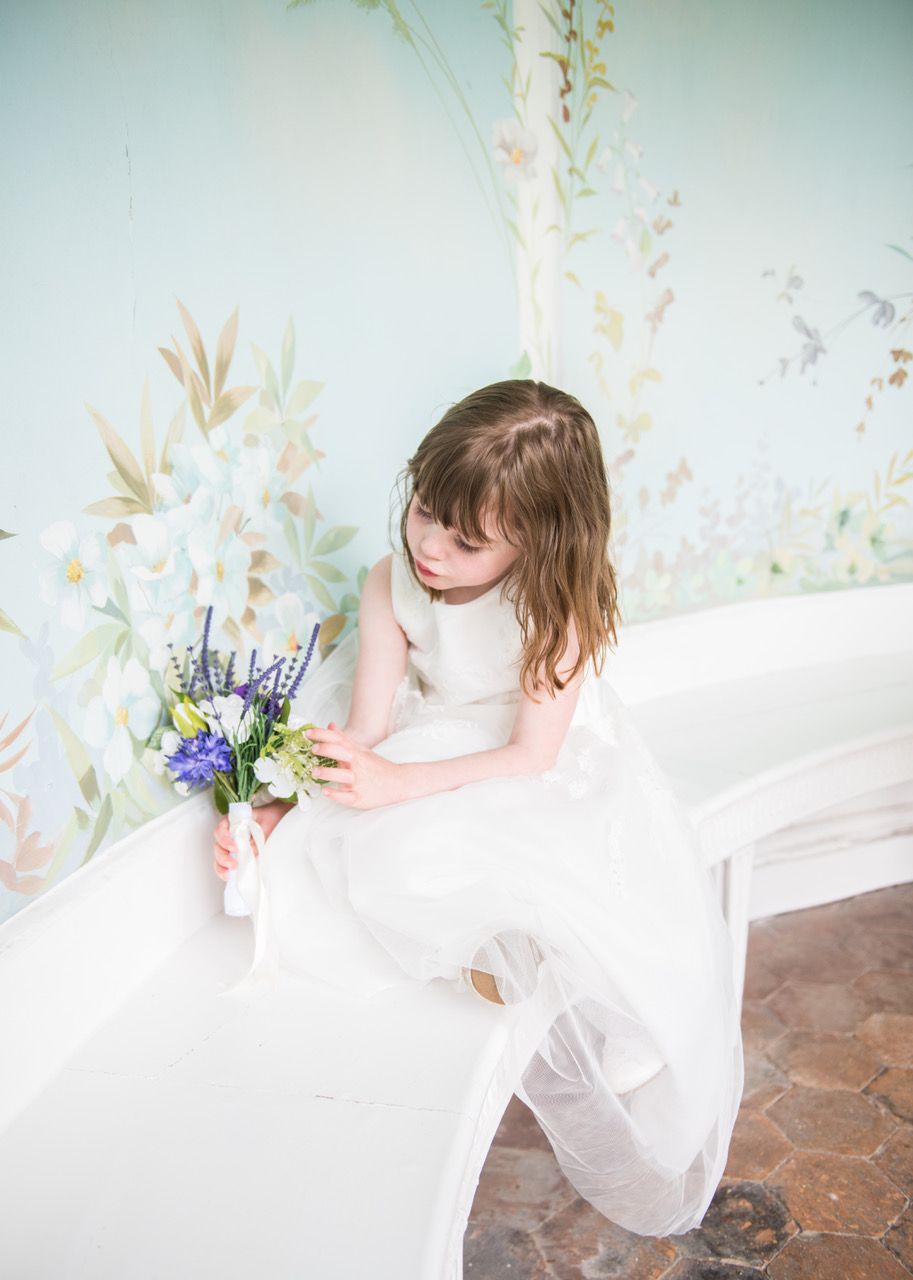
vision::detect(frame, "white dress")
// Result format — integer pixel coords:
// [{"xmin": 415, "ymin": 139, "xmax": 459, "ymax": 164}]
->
[{"xmin": 234, "ymin": 547, "xmax": 744, "ymax": 1236}]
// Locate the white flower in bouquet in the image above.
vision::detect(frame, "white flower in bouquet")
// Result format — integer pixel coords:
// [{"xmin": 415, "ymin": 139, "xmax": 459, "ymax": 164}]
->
[
  {"xmin": 252, "ymin": 754, "xmax": 314, "ymax": 809},
  {"xmin": 198, "ymin": 692, "xmax": 254, "ymax": 744}
]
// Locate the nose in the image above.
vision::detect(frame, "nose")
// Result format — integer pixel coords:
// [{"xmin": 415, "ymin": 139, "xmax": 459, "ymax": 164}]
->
[
  {"xmin": 417, "ymin": 524, "xmax": 445, "ymax": 563},
  {"xmin": 419, "ymin": 534, "xmax": 443, "ymax": 562}
]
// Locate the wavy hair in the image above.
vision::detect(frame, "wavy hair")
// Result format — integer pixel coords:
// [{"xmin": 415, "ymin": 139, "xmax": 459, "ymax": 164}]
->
[{"xmin": 391, "ymin": 379, "xmax": 621, "ymax": 699}]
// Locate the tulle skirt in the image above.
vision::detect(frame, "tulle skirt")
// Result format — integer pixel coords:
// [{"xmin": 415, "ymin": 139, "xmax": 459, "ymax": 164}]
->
[{"xmin": 233, "ymin": 628, "xmax": 744, "ymax": 1236}]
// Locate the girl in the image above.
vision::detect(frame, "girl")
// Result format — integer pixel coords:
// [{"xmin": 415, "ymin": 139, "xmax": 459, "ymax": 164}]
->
[{"xmin": 213, "ymin": 379, "xmax": 744, "ymax": 1236}]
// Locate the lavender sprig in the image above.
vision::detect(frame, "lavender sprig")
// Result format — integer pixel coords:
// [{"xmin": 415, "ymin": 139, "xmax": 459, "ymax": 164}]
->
[
  {"xmin": 287, "ymin": 622, "xmax": 321, "ymax": 702},
  {"xmin": 166, "ymin": 641, "xmax": 190, "ymax": 698},
  {"xmin": 223, "ymin": 650, "xmax": 237, "ymax": 694},
  {"xmin": 240, "ymin": 657, "xmax": 284, "ymax": 722},
  {"xmin": 200, "ymin": 605, "xmax": 216, "ymax": 697},
  {"xmin": 268, "ymin": 664, "xmax": 282, "ymax": 728}
]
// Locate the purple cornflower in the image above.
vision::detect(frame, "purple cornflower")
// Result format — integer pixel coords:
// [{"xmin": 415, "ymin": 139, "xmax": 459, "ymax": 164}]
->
[{"xmin": 165, "ymin": 731, "xmax": 232, "ymax": 788}]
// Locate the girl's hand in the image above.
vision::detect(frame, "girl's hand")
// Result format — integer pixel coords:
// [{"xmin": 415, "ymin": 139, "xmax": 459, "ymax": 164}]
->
[
  {"xmin": 212, "ymin": 799, "xmax": 292, "ymax": 881},
  {"xmin": 306, "ymin": 721, "xmax": 404, "ymax": 810}
]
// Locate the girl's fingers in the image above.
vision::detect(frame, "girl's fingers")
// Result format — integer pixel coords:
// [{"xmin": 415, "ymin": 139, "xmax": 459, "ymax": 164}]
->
[
  {"xmin": 305, "ymin": 725, "xmax": 351, "ymax": 747},
  {"xmin": 305, "ymin": 726, "xmax": 335, "ymax": 740},
  {"xmin": 314, "ymin": 766, "xmax": 355, "ymax": 784},
  {"xmin": 315, "ymin": 744, "xmax": 352, "ymax": 763}
]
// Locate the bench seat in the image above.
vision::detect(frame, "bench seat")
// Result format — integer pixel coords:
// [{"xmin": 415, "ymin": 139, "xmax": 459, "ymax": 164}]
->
[
  {"xmin": 1, "ymin": 586, "xmax": 910, "ymax": 1278},
  {"xmin": 0, "ymin": 909, "xmax": 563, "ymax": 1280}
]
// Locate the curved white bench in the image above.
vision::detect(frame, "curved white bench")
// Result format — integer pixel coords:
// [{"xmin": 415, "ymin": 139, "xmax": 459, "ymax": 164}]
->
[{"xmin": 1, "ymin": 583, "xmax": 910, "ymax": 1278}]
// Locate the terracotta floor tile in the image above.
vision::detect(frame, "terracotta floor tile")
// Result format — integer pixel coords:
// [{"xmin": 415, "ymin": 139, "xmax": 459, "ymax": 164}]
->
[
  {"xmin": 665, "ymin": 1261, "xmax": 766, "ymax": 1280},
  {"xmin": 746, "ymin": 920, "xmax": 781, "ymax": 958},
  {"xmin": 761, "ymin": 925, "xmax": 873, "ymax": 985},
  {"xmin": 670, "ymin": 1181, "xmax": 796, "ymax": 1268},
  {"xmin": 767, "ymin": 900, "xmax": 849, "ymax": 938},
  {"xmin": 884, "ymin": 1203, "xmax": 913, "ymax": 1273},
  {"xmin": 768, "ymin": 1150, "xmax": 907, "ymax": 1235},
  {"xmin": 852, "ymin": 928, "xmax": 913, "ymax": 973},
  {"xmin": 767, "ymin": 1085, "xmax": 897, "ymax": 1155},
  {"xmin": 740, "ymin": 999, "xmax": 786, "ymax": 1052},
  {"xmin": 865, "ymin": 1066, "xmax": 913, "ymax": 1123},
  {"xmin": 858, "ymin": 1012, "xmax": 913, "ymax": 1066},
  {"xmin": 492, "ymin": 1094, "xmax": 554, "ymax": 1153},
  {"xmin": 853, "ymin": 969, "xmax": 913, "ymax": 1016},
  {"xmin": 767, "ymin": 981, "xmax": 866, "ymax": 1034},
  {"xmin": 741, "ymin": 1051, "xmax": 790, "ymax": 1111},
  {"xmin": 767, "ymin": 1230, "xmax": 912, "ymax": 1280},
  {"xmin": 533, "ymin": 1196, "xmax": 678, "ymax": 1280},
  {"xmin": 838, "ymin": 882, "xmax": 913, "ymax": 932},
  {"xmin": 874, "ymin": 1124, "xmax": 913, "ymax": 1196},
  {"xmin": 463, "ymin": 1219, "xmax": 552, "ymax": 1278},
  {"xmin": 743, "ymin": 952, "xmax": 785, "ymax": 1001},
  {"xmin": 467, "ymin": 1145, "xmax": 577, "ymax": 1234},
  {"xmin": 767, "ymin": 1029, "xmax": 880, "ymax": 1090},
  {"xmin": 724, "ymin": 1109, "xmax": 793, "ymax": 1181}
]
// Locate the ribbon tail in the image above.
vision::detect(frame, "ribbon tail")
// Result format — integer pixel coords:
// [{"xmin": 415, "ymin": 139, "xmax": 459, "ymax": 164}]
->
[{"xmin": 218, "ymin": 817, "xmax": 280, "ymax": 997}]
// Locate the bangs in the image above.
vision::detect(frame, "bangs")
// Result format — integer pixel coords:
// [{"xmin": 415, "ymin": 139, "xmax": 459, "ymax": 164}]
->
[{"xmin": 411, "ymin": 461, "xmax": 514, "ymax": 546}]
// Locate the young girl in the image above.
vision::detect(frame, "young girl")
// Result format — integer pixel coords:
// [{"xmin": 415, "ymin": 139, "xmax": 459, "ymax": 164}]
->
[{"xmin": 212, "ymin": 379, "xmax": 744, "ymax": 1236}]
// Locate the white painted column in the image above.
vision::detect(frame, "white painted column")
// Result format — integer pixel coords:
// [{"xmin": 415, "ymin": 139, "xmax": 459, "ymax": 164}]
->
[{"xmin": 512, "ymin": 0, "xmax": 563, "ymax": 384}]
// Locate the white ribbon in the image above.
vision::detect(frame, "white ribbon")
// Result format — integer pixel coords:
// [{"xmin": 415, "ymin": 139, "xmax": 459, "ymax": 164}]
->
[{"xmin": 220, "ymin": 800, "xmax": 277, "ymax": 996}]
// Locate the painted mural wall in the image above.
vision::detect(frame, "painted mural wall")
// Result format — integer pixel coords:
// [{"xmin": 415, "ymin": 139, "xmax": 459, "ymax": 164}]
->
[{"xmin": 1, "ymin": 0, "xmax": 911, "ymax": 923}]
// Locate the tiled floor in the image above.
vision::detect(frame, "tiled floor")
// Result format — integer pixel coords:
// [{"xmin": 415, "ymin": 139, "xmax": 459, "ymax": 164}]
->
[{"xmin": 465, "ymin": 882, "xmax": 913, "ymax": 1279}]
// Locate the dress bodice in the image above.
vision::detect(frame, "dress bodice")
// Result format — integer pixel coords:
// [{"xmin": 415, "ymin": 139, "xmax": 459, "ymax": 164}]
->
[{"xmin": 388, "ymin": 548, "xmax": 524, "ymax": 708}]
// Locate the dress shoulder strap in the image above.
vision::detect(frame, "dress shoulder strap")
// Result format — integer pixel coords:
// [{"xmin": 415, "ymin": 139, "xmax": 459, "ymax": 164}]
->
[{"xmin": 388, "ymin": 547, "xmax": 429, "ymax": 638}]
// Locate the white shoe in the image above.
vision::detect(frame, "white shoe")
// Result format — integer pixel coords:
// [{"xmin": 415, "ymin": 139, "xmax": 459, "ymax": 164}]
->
[{"xmin": 602, "ymin": 1037, "xmax": 664, "ymax": 1094}]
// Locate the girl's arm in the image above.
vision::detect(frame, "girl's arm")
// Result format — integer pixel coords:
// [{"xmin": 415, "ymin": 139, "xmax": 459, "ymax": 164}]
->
[
  {"xmin": 341, "ymin": 553, "xmax": 408, "ymax": 749},
  {"xmin": 306, "ymin": 619, "xmax": 584, "ymax": 808}
]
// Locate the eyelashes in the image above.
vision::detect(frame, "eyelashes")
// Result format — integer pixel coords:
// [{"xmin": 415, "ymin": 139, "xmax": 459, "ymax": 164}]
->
[{"xmin": 413, "ymin": 503, "xmax": 480, "ymax": 554}]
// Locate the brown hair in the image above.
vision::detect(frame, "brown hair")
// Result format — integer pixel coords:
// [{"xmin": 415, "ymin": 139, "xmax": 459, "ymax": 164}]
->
[{"xmin": 393, "ymin": 379, "xmax": 621, "ymax": 699}]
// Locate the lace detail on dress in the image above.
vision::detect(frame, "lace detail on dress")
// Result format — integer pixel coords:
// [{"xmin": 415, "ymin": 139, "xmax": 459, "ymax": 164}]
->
[{"xmin": 605, "ymin": 825, "xmax": 627, "ymax": 899}]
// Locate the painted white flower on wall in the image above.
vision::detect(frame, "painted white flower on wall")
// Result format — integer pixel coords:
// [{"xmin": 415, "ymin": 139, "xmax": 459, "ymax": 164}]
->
[
  {"xmin": 120, "ymin": 513, "xmax": 193, "ymax": 617},
  {"xmin": 151, "ymin": 426, "xmax": 237, "ymax": 508},
  {"xmin": 187, "ymin": 528, "xmax": 251, "ymax": 625},
  {"xmin": 38, "ymin": 521, "xmax": 109, "ymax": 630},
  {"xmin": 137, "ymin": 602, "xmax": 199, "ymax": 671},
  {"xmin": 83, "ymin": 656, "xmax": 161, "ymax": 783},
  {"xmin": 233, "ymin": 444, "xmax": 288, "ymax": 537},
  {"xmin": 493, "ymin": 119, "xmax": 538, "ymax": 183},
  {"xmin": 149, "ymin": 728, "xmax": 182, "ymax": 778},
  {"xmin": 260, "ymin": 592, "xmax": 324, "ymax": 670}
]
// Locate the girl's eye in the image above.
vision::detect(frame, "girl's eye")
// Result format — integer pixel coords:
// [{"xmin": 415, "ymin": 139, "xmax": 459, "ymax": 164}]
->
[{"xmin": 414, "ymin": 503, "xmax": 480, "ymax": 554}]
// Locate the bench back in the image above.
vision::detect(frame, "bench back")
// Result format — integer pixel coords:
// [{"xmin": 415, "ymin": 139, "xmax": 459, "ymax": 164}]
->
[{"xmin": 609, "ymin": 581, "xmax": 913, "ymax": 705}]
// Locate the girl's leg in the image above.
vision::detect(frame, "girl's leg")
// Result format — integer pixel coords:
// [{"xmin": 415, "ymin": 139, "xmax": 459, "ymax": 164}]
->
[{"xmin": 468, "ymin": 967, "xmax": 505, "ymax": 1005}]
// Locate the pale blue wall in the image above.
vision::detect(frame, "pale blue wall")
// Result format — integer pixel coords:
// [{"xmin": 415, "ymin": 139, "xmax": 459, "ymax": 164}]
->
[{"xmin": 1, "ymin": 0, "xmax": 911, "ymax": 920}]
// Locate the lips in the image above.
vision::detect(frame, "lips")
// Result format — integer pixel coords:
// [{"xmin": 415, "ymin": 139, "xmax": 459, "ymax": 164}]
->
[{"xmin": 416, "ymin": 560, "xmax": 439, "ymax": 577}]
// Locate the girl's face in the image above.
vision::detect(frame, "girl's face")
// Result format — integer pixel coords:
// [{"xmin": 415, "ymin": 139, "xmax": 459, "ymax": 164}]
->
[{"xmin": 405, "ymin": 493, "xmax": 521, "ymax": 598}]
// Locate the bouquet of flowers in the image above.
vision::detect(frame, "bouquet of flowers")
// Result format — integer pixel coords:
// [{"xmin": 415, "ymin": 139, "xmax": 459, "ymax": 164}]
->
[{"xmin": 148, "ymin": 604, "xmax": 336, "ymax": 917}]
